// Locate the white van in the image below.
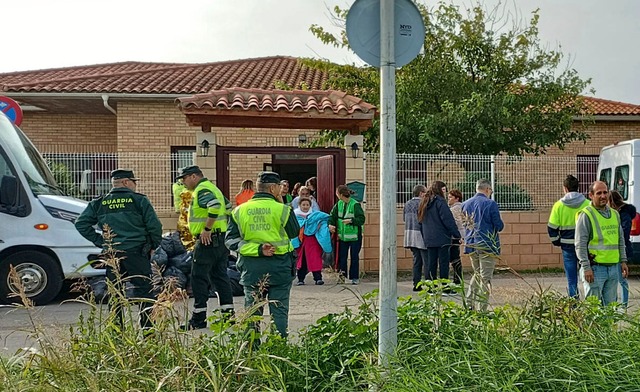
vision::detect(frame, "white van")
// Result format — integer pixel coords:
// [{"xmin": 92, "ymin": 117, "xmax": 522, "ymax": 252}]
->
[
  {"xmin": 0, "ymin": 112, "xmax": 104, "ymax": 305},
  {"xmin": 597, "ymin": 139, "xmax": 640, "ymax": 263}
]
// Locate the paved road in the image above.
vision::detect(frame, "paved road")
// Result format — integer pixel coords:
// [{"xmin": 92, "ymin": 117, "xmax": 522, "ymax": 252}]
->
[{"xmin": 2, "ymin": 271, "xmax": 638, "ymax": 357}]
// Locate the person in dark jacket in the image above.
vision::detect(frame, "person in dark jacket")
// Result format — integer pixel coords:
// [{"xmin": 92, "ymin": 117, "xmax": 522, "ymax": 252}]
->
[
  {"xmin": 75, "ymin": 169, "xmax": 162, "ymax": 330},
  {"xmin": 404, "ymin": 184, "xmax": 428, "ymax": 291},
  {"xmin": 609, "ymin": 190, "xmax": 636, "ymax": 307},
  {"xmin": 417, "ymin": 181, "xmax": 461, "ymax": 291}
]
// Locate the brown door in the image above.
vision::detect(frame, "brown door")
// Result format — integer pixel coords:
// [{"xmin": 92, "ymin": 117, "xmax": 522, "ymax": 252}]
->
[{"xmin": 316, "ymin": 155, "xmax": 335, "ymax": 212}]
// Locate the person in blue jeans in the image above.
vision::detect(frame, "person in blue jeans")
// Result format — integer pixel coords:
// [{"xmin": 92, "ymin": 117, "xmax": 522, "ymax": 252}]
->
[
  {"xmin": 575, "ymin": 181, "xmax": 629, "ymax": 306},
  {"xmin": 417, "ymin": 181, "xmax": 461, "ymax": 292},
  {"xmin": 608, "ymin": 190, "xmax": 636, "ymax": 307},
  {"xmin": 547, "ymin": 175, "xmax": 590, "ymax": 299}
]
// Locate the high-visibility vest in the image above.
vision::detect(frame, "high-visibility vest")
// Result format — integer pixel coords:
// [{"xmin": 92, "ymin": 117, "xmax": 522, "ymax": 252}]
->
[
  {"xmin": 233, "ymin": 197, "xmax": 293, "ymax": 257},
  {"xmin": 337, "ymin": 198, "xmax": 359, "ymax": 242},
  {"xmin": 580, "ymin": 205, "xmax": 621, "ymax": 264},
  {"xmin": 548, "ymin": 198, "xmax": 590, "ymax": 245},
  {"xmin": 189, "ymin": 181, "xmax": 228, "ymax": 235},
  {"xmin": 172, "ymin": 182, "xmax": 185, "ymax": 213}
]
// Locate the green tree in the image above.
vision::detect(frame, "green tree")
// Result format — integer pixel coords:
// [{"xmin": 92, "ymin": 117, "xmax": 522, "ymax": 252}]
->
[{"xmin": 306, "ymin": 2, "xmax": 593, "ymax": 155}]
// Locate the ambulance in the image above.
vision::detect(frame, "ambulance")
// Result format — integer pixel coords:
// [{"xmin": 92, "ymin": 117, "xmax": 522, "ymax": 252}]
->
[{"xmin": 0, "ymin": 110, "xmax": 103, "ymax": 305}]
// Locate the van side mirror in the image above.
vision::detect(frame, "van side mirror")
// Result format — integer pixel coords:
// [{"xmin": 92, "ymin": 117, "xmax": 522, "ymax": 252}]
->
[{"xmin": 0, "ymin": 175, "xmax": 19, "ymax": 213}]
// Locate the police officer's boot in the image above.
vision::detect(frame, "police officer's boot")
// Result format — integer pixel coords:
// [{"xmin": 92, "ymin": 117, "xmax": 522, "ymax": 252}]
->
[{"xmin": 179, "ymin": 312, "xmax": 207, "ymax": 331}]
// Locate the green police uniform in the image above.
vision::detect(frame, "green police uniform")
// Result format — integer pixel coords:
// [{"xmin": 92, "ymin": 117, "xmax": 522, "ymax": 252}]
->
[
  {"xmin": 75, "ymin": 169, "xmax": 162, "ymax": 329},
  {"xmin": 225, "ymin": 173, "xmax": 300, "ymax": 338}
]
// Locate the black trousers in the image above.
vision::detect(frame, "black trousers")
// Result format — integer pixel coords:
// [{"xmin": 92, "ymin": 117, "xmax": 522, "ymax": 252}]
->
[
  {"xmin": 449, "ymin": 240, "xmax": 462, "ymax": 285},
  {"xmin": 191, "ymin": 237, "xmax": 234, "ymax": 318},
  {"xmin": 106, "ymin": 245, "xmax": 155, "ymax": 329}
]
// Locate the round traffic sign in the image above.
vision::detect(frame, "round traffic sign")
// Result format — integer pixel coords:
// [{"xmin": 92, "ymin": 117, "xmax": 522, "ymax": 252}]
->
[
  {"xmin": 346, "ymin": 0, "xmax": 426, "ymax": 68},
  {"xmin": 0, "ymin": 96, "xmax": 23, "ymax": 126}
]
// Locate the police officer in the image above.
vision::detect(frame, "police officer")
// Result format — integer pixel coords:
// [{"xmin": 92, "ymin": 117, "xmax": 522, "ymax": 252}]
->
[
  {"xmin": 75, "ymin": 169, "xmax": 162, "ymax": 329},
  {"xmin": 225, "ymin": 172, "xmax": 300, "ymax": 338},
  {"xmin": 575, "ymin": 180, "xmax": 629, "ymax": 306},
  {"xmin": 178, "ymin": 165, "xmax": 235, "ymax": 330}
]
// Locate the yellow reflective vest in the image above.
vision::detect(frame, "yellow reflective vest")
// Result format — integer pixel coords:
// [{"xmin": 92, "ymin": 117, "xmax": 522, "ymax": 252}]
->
[
  {"xmin": 579, "ymin": 205, "xmax": 621, "ymax": 264},
  {"xmin": 233, "ymin": 197, "xmax": 293, "ymax": 257},
  {"xmin": 188, "ymin": 180, "xmax": 228, "ymax": 235}
]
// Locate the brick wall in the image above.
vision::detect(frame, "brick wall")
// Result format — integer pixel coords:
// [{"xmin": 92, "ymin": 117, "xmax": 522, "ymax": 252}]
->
[
  {"xmin": 362, "ymin": 209, "xmax": 561, "ymax": 272},
  {"xmin": 19, "ymin": 113, "xmax": 117, "ymax": 153}
]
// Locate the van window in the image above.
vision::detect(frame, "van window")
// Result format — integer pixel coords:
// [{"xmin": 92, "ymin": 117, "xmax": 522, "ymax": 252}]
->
[
  {"xmin": 614, "ymin": 165, "xmax": 629, "ymax": 200},
  {"xmin": 599, "ymin": 168, "xmax": 611, "ymax": 188}
]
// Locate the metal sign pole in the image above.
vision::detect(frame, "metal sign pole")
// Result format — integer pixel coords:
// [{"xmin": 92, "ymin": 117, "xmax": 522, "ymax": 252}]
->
[{"xmin": 378, "ymin": 0, "xmax": 397, "ymax": 368}]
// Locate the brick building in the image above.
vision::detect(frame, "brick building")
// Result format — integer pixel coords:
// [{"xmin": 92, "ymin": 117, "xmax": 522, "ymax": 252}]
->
[{"xmin": 1, "ymin": 56, "xmax": 640, "ymax": 271}]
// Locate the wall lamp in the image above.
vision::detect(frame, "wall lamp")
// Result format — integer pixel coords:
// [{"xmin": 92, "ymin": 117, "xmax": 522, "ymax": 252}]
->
[
  {"xmin": 200, "ymin": 139, "xmax": 210, "ymax": 157},
  {"xmin": 298, "ymin": 134, "xmax": 307, "ymax": 145},
  {"xmin": 350, "ymin": 142, "xmax": 360, "ymax": 159}
]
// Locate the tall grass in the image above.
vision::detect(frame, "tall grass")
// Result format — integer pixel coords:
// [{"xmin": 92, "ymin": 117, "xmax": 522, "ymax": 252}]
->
[{"xmin": 2, "ymin": 231, "xmax": 640, "ymax": 391}]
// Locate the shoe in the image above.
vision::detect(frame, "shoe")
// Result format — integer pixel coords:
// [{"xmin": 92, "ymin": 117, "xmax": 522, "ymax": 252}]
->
[
  {"xmin": 179, "ymin": 318, "xmax": 207, "ymax": 331},
  {"xmin": 412, "ymin": 286, "xmax": 422, "ymax": 292},
  {"xmin": 315, "ymin": 280, "xmax": 325, "ymax": 285},
  {"xmin": 296, "ymin": 281, "xmax": 305, "ymax": 286},
  {"xmin": 351, "ymin": 279, "xmax": 359, "ymax": 285}
]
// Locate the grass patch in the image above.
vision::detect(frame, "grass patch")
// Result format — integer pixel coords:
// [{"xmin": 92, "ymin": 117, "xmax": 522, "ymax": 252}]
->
[
  {"xmin": 3, "ymin": 283, "xmax": 640, "ymax": 391},
  {"xmin": 2, "ymin": 230, "xmax": 640, "ymax": 390}
]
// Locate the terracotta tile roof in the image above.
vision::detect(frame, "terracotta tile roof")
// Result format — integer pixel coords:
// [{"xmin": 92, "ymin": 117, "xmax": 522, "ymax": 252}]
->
[
  {"xmin": 583, "ymin": 97, "xmax": 640, "ymax": 115},
  {"xmin": 1, "ymin": 56, "xmax": 638, "ymax": 117},
  {"xmin": 0, "ymin": 56, "xmax": 326, "ymax": 94},
  {"xmin": 177, "ymin": 87, "xmax": 375, "ymax": 115}
]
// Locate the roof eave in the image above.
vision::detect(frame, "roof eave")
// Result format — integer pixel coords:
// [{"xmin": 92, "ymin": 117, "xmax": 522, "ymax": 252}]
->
[{"xmin": 573, "ymin": 114, "xmax": 640, "ymax": 122}]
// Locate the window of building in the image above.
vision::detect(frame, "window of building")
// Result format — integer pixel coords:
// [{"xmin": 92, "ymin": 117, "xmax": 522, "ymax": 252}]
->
[
  {"xmin": 577, "ymin": 155, "xmax": 599, "ymax": 195},
  {"xmin": 171, "ymin": 147, "xmax": 196, "ymax": 181}
]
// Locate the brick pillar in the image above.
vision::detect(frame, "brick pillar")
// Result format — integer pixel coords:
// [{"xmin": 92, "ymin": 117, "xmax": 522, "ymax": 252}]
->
[{"xmin": 195, "ymin": 132, "xmax": 216, "ymax": 181}]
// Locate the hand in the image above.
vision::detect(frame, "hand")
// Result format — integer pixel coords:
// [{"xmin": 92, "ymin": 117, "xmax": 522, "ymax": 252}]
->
[
  {"xmin": 342, "ymin": 219, "xmax": 352, "ymax": 225},
  {"xmin": 583, "ymin": 269, "xmax": 594, "ymax": 283},
  {"xmin": 262, "ymin": 243, "xmax": 275, "ymax": 257},
  {"xmin": 622, "ymin": 262, "xmax": 629, "ymax": 279},
  {"xmin": 200, "ymin": 230, "xmax": 212, "ymax": 246},
  {"xmin": 328, "ymin": 225, "xmax": 336, "ymax": 234}
]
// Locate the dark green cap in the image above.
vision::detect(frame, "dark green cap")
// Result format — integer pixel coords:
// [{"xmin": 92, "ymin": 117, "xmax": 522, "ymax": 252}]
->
[
  {"xmin": 257, "ymin": 171, "xmax": 281, "ymax": 184},
  {"xmin": 176, "ymin": 165, "xmax": 203, "ymax": 179},
  {"xmin": 111, "ymin": 169, "xmax": 139, "ymax": 180}
]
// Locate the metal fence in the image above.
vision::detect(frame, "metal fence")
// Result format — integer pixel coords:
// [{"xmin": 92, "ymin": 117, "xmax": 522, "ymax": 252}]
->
[
  {"xmin": 44, "ymin": 152, "xmax": 599, "ymax": 213},
  {"xmin": 364, "ymin": 153, "xmax": 599, "ymax": 211},
  {"xmin": 44, "ymin": 152, "xmax": 195, "ymax": 214}
]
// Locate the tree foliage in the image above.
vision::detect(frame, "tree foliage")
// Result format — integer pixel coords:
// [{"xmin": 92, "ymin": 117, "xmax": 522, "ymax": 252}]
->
[{"xmin": 305, "ymin": 2, "xmax": 593, "ymax": 155}]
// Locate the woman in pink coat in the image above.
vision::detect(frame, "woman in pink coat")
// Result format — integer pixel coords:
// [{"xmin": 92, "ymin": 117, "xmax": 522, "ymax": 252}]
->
[{"xmin": 293, "ymin": 198, "xmax": 333, "ymax": 285}]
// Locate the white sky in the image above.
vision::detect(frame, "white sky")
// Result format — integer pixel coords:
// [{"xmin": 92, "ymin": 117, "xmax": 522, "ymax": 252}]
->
[{"xmin": 2, "ymin": 0, "xmax": 639, "ymax": 104}]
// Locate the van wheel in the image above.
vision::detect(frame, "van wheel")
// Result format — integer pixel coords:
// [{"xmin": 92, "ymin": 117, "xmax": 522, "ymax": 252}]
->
[{"xmin": 0, "ymin": 251, "xmax": 63, "ymax": 306}]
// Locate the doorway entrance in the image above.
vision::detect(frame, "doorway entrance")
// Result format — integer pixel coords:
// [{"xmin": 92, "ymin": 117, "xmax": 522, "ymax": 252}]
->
[{"xmin": 216, "ymin": 146, "xmax": 346, "ymax": 203}]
